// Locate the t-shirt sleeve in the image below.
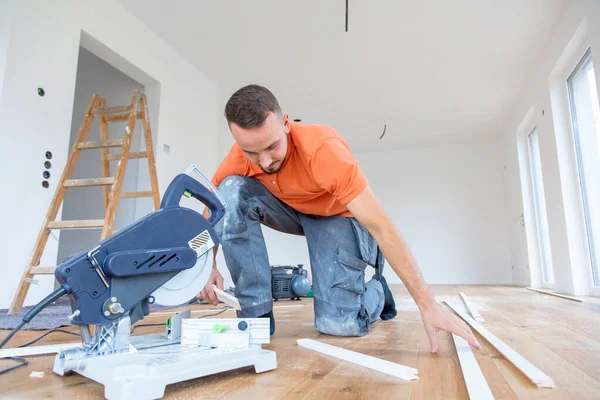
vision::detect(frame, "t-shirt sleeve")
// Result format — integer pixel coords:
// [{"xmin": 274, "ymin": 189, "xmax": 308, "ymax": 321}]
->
[
  {"xmin": 310, "ymin": 138, "xmax": 368, "ymax": 205},
  {"xmin": 203, "ymin": 151, "xmax": 249, "ymax": 219},
  {"xmin": 211, "ymin": 151, "xmax": 249, "ymax": 187}
]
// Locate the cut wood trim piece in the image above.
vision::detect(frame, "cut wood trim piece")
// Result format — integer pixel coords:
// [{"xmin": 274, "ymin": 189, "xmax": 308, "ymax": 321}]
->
[
  {"xmin": 77, "ymin": 139, "xmax": 124, "ymax": 149},
  {"xmin": 100, "ymin": 95, "xmax": 136, "ymax": 240},
  {"xmin": 460, "ymin": 292, "xmax": 484, "ymax": 322},
  {"xmin": 47, "ymin": 219, "xmax": 105, "ymax": 229},
  {"xmin": 99, "ymin": 114, "xmax": 110, "ymax": 212},
  {"xmin": 526, "ymin": 287, "xmax": 583, "ymax": 302},
  {"xmin": 444, "ymin": 301, "xmax": 555, "ymax": 388},
  {"xmin": 63, "ymin": 177, "xmax": 115, "ymax": 187},
  {"xmin": 103, "ymin": 111, "xmax": 142, "ymax": 122},
  {"xmin": 452, "ymin": 334, "xmax": 495, "ymax": 400},
  {"xmin": 30, "ymin": 266, "xmax": 57, "ymax": 275},
  {"xmin": 139, "ymin": 95, "xmax": 161, "ymax": 211},
  {"xmin": 297, "ymin": 338, "xmax": 418, "ymax": 381},
  {"xmin": 92, "ymin": 105, "xmax": 131, "ymax": 114},
  {"xmin": 106, "ymin": 151, "xmax": 148, "ymax": 161},
  {"xmin": 120, "ymin": 191, "xmax": 153, "ymax": 199},
  {"xmin": 212, "ymin": 285, "xmax": 241, "ymax": 310},
  {"xmin": 0, "ymin": 342, "xmax": 81, "ymax": 358}
]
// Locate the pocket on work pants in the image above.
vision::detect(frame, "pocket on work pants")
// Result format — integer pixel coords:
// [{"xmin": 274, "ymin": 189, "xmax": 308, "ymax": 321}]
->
[
  {"xmin": 330, "ymin": 248, "xmax": 367, "ymax": 305},
  {"xmin": 312, "ymin": 248, "xmax": 370, "ymax": 336}
]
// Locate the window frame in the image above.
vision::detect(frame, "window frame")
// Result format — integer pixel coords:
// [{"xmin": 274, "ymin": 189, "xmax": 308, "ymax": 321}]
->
[
  {"xmin": 516, "ymin": 107, "xmax": 555, "ymax": 291},
  {"xmin": 526, "ymin": 127, "xmax": 555, "ymax": 287},
  {"xmin": 564, "ymin": 44, "xmax": 600, "ymax": 297}
]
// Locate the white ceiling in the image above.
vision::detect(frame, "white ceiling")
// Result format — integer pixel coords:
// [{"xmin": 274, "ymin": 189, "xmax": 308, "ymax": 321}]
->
[{"xmin": 118, "ymin": 0, "xmax": 567, "ymax": 152}]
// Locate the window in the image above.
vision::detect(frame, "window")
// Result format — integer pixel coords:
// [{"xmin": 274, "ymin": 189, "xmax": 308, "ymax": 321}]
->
[
  {"xmin": 567, "ymin": 48, "xmax": 600, "ymax": 289},
  {"xmin": 527, "ymin": 128, "xmax": 555, "ymax": 284}
]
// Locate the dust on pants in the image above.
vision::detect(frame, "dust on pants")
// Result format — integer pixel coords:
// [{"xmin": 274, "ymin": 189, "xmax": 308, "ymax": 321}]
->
[{"xmin": 214, "ymin": 176, "xmax": 384, "ymax": 337}]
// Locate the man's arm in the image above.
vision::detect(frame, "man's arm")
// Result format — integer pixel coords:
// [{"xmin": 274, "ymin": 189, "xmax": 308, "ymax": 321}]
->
[
  {"xmin": 196, "ymin": 244, "xmax": 223, "ymax": 306},
  {"xmin": 346, "ymin": 185, "xmax": 480, "ymax": 353}
]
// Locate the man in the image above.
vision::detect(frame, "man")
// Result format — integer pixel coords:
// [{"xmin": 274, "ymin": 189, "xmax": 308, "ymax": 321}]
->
[{"xmin": 199, "ymin": 84, "xmax": 479, "ymax": 352}]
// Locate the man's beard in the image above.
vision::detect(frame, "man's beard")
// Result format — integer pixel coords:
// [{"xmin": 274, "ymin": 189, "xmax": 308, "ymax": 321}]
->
[
  {"xmin": 261, "ymin": 163, "xmax": 281, "ymax": 174},
  {"xmin": 261, "ymin": 157, "xmax": 285, "ymax": 174}
]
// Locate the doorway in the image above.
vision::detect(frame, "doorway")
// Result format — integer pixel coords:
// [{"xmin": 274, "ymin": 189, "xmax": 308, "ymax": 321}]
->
[{"xmin": 56, "ymin": 46, "xmax": 153, "ymax": 263}]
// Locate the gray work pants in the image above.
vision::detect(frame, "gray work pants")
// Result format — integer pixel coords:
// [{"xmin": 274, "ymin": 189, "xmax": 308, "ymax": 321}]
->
[{"xmin": 214, "ymin": 176, "xmax": 385, "ymax": 337}]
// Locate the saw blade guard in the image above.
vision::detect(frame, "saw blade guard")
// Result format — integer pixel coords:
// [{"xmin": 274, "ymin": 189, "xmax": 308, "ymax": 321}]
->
[
  {"xmin": 160, "ymin": 168, "xmax": 225, "ymax": 224},
  {"xmin": 151, "ymin": 169, "xmax": 226, "ymax": 306}
]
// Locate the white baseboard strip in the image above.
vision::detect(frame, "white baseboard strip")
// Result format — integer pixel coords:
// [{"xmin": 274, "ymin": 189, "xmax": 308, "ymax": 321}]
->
[
  {"xmin": 297, "ymin": 338, "xmax": 418, "ymax": 381},
  {"xmin": 459, "ymin": 292, "xmax": 484, "ymax": 322},
  {"xmin": 213, "ymin": 285, "xmax": 242, "ymax": 310},
  {"xmin": 0, "ymin": 342, "xmax": 81, "ymax": 359},
  {"xmin": 445, "ymin": 301, "xmax": 554, "ymax": 388},
  {"xmin": 453, "ymin": 334, "xmax": 495, "ymax": 399},
  {"xmin": 526, "ymin": 287, "xmax": 583, "ymax": 303}
]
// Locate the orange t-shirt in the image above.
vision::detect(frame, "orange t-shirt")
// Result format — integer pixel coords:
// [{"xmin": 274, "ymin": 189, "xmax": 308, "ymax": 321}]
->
[{"xmin": 211, "ymin": 123, "xmax": 367, "ymax": 217}]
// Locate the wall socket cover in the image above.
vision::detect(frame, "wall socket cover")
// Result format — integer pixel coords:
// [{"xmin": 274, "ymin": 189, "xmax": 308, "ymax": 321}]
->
[{"xmin": 163, "ymin": 144, "xmax": 170, "ymax": 153}]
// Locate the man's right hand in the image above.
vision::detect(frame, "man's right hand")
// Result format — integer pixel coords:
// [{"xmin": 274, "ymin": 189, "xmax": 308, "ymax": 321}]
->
[{"xmin": 197, "ymin": 267, "xmax": 224, "ymax": 306}]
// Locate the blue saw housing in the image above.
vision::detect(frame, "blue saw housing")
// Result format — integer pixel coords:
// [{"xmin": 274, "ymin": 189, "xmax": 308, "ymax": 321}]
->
[{"xmin": 54, "ymin": 173, "xmax": 225, "ymax": 326}]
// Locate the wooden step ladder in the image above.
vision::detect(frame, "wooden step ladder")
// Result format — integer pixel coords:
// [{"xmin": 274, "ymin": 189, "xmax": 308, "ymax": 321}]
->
[{"xmin": 9, "ymin": 90, "xmax": 160, "ymax": 314}]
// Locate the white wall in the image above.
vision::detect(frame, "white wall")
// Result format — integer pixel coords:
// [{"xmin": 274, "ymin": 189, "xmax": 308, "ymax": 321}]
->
[
  {"xmin": 56, "ymin": 47, "xmax": 143, "ymax": 265},
  {"xmin": 0, "ymin": 0, "xmax": 219, "ymax": 309},
  {"xmin": 360, "ymin": 143, "xmax": 512, "ymax": 284},
  {"xmin": 502, "ymin": 0, "xmax": 600, "ymax": 294},
  {"xmin": 0, "ymin": 1, "xmax": 17, "ymax": 101},
  {"xmin": 214, "ymin": 137, "xmax": 512, "ymax": 286}
]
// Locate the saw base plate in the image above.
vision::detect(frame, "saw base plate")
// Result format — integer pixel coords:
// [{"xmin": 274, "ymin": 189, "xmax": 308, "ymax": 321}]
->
[{"xmin": 53, "ymin": 334, "xmax": 276, "ymax": 400}]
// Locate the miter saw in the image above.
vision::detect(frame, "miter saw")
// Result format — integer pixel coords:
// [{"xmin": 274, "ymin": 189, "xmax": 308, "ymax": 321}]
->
[{"xmin": 1, "ymin": 166, "xmax": 276, "ymax": 399}]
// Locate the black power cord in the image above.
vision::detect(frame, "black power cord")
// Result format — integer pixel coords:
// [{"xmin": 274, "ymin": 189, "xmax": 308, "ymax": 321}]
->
[
  {"xmin": 0, "ymin": 329, "xmax": 82, "ymax": 376},
  {"xmin": 0, "ymin": 287, "xmax": 68, "ymax": 375},
  {"xmin": 194, "ymin": 307, "xmax": 230, "ymax": 319},
  {"xmin": 18, "ymin": 329, "xmax": 80, "ymax": 348}
]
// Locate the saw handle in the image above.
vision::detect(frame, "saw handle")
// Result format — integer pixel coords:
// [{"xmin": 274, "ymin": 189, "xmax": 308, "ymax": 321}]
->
[{"xmin": 160, "ymin": 173, "xmax": 225, "ymax": 226}]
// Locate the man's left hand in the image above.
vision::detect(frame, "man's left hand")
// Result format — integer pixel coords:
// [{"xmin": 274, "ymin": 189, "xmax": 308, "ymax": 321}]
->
[{"xmin": 420, "ymin": 303, "xmax": 481, "ymax": 353}]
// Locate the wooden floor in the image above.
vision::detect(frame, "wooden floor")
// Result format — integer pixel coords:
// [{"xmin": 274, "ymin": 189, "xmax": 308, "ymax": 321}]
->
[{"xmin": 1, "ymin": 285, "xmax": 600, "ymax": 399}]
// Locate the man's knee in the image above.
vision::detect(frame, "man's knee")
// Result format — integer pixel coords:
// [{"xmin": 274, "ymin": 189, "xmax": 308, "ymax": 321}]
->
[
  {"xmin": 217, "ymin": 176, "xmax": 252, "ymax": 203},
  {"xmin": 214, "ymin": 176, "xmax": 262, "ymax": 237},
  {"xmin": 313, "ymin": 301, "xmax": 371, "ymax": 337}
]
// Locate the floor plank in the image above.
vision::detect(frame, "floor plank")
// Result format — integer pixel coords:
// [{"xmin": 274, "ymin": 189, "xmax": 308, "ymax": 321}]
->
[
  {"xmin": 471, "ymin": 332, "xmax": 518, "ymax": 400},
  {"xmin": 491, "ymin": 301, "xmax": 600, "ymax": 380},
  {"xmin": 300, "ymin": 319, "xmax": 421, "ymax": 400},
  {"xmin": 410, "ymin": 329, "xmax": 468, "ymax": 400},
  {"xmin": 1, "ymin": 285, "xmax": 599, "ymax": 399}
]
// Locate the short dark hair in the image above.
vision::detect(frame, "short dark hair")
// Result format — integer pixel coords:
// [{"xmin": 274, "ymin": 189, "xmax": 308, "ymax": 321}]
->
[{"xmin": 224, "ymin": 84, "xmax": 282, "ymax": 129}]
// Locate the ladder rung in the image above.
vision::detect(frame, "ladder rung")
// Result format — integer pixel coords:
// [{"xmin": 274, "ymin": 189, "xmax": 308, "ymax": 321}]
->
[
  {"xmin": 63, "ymin": 177, "xmax": 115, "ymax": 187},
  {"xmin": 106, "ymin": 152, "xmax": 148, "ymax": 161},
  {"xmin": 47, "ymin": 220, "xmax": 105, "ymax": 229},
  {"xmin": 78, "ymin": 139, "xmax": 124, "ymax": 149},
  {"xmin": 120, "ymin": 191, "xmax": 153, "ymax": 199},
  {"xmin": 92, "ymin": 105, "xmax": 132, "ymax": 115},
  {"xmin": 30, "ymin": 266, "xmax": 57, "ymax": 275},
  {"xmin": 104, "ymin": 111, "xmax": 143, "ymax": 122}
]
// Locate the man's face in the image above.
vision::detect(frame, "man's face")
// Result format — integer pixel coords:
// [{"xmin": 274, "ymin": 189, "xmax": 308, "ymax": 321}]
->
[{"xmin": 230, "ymin": 112, "xmax": 290, "ymax": 174}]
